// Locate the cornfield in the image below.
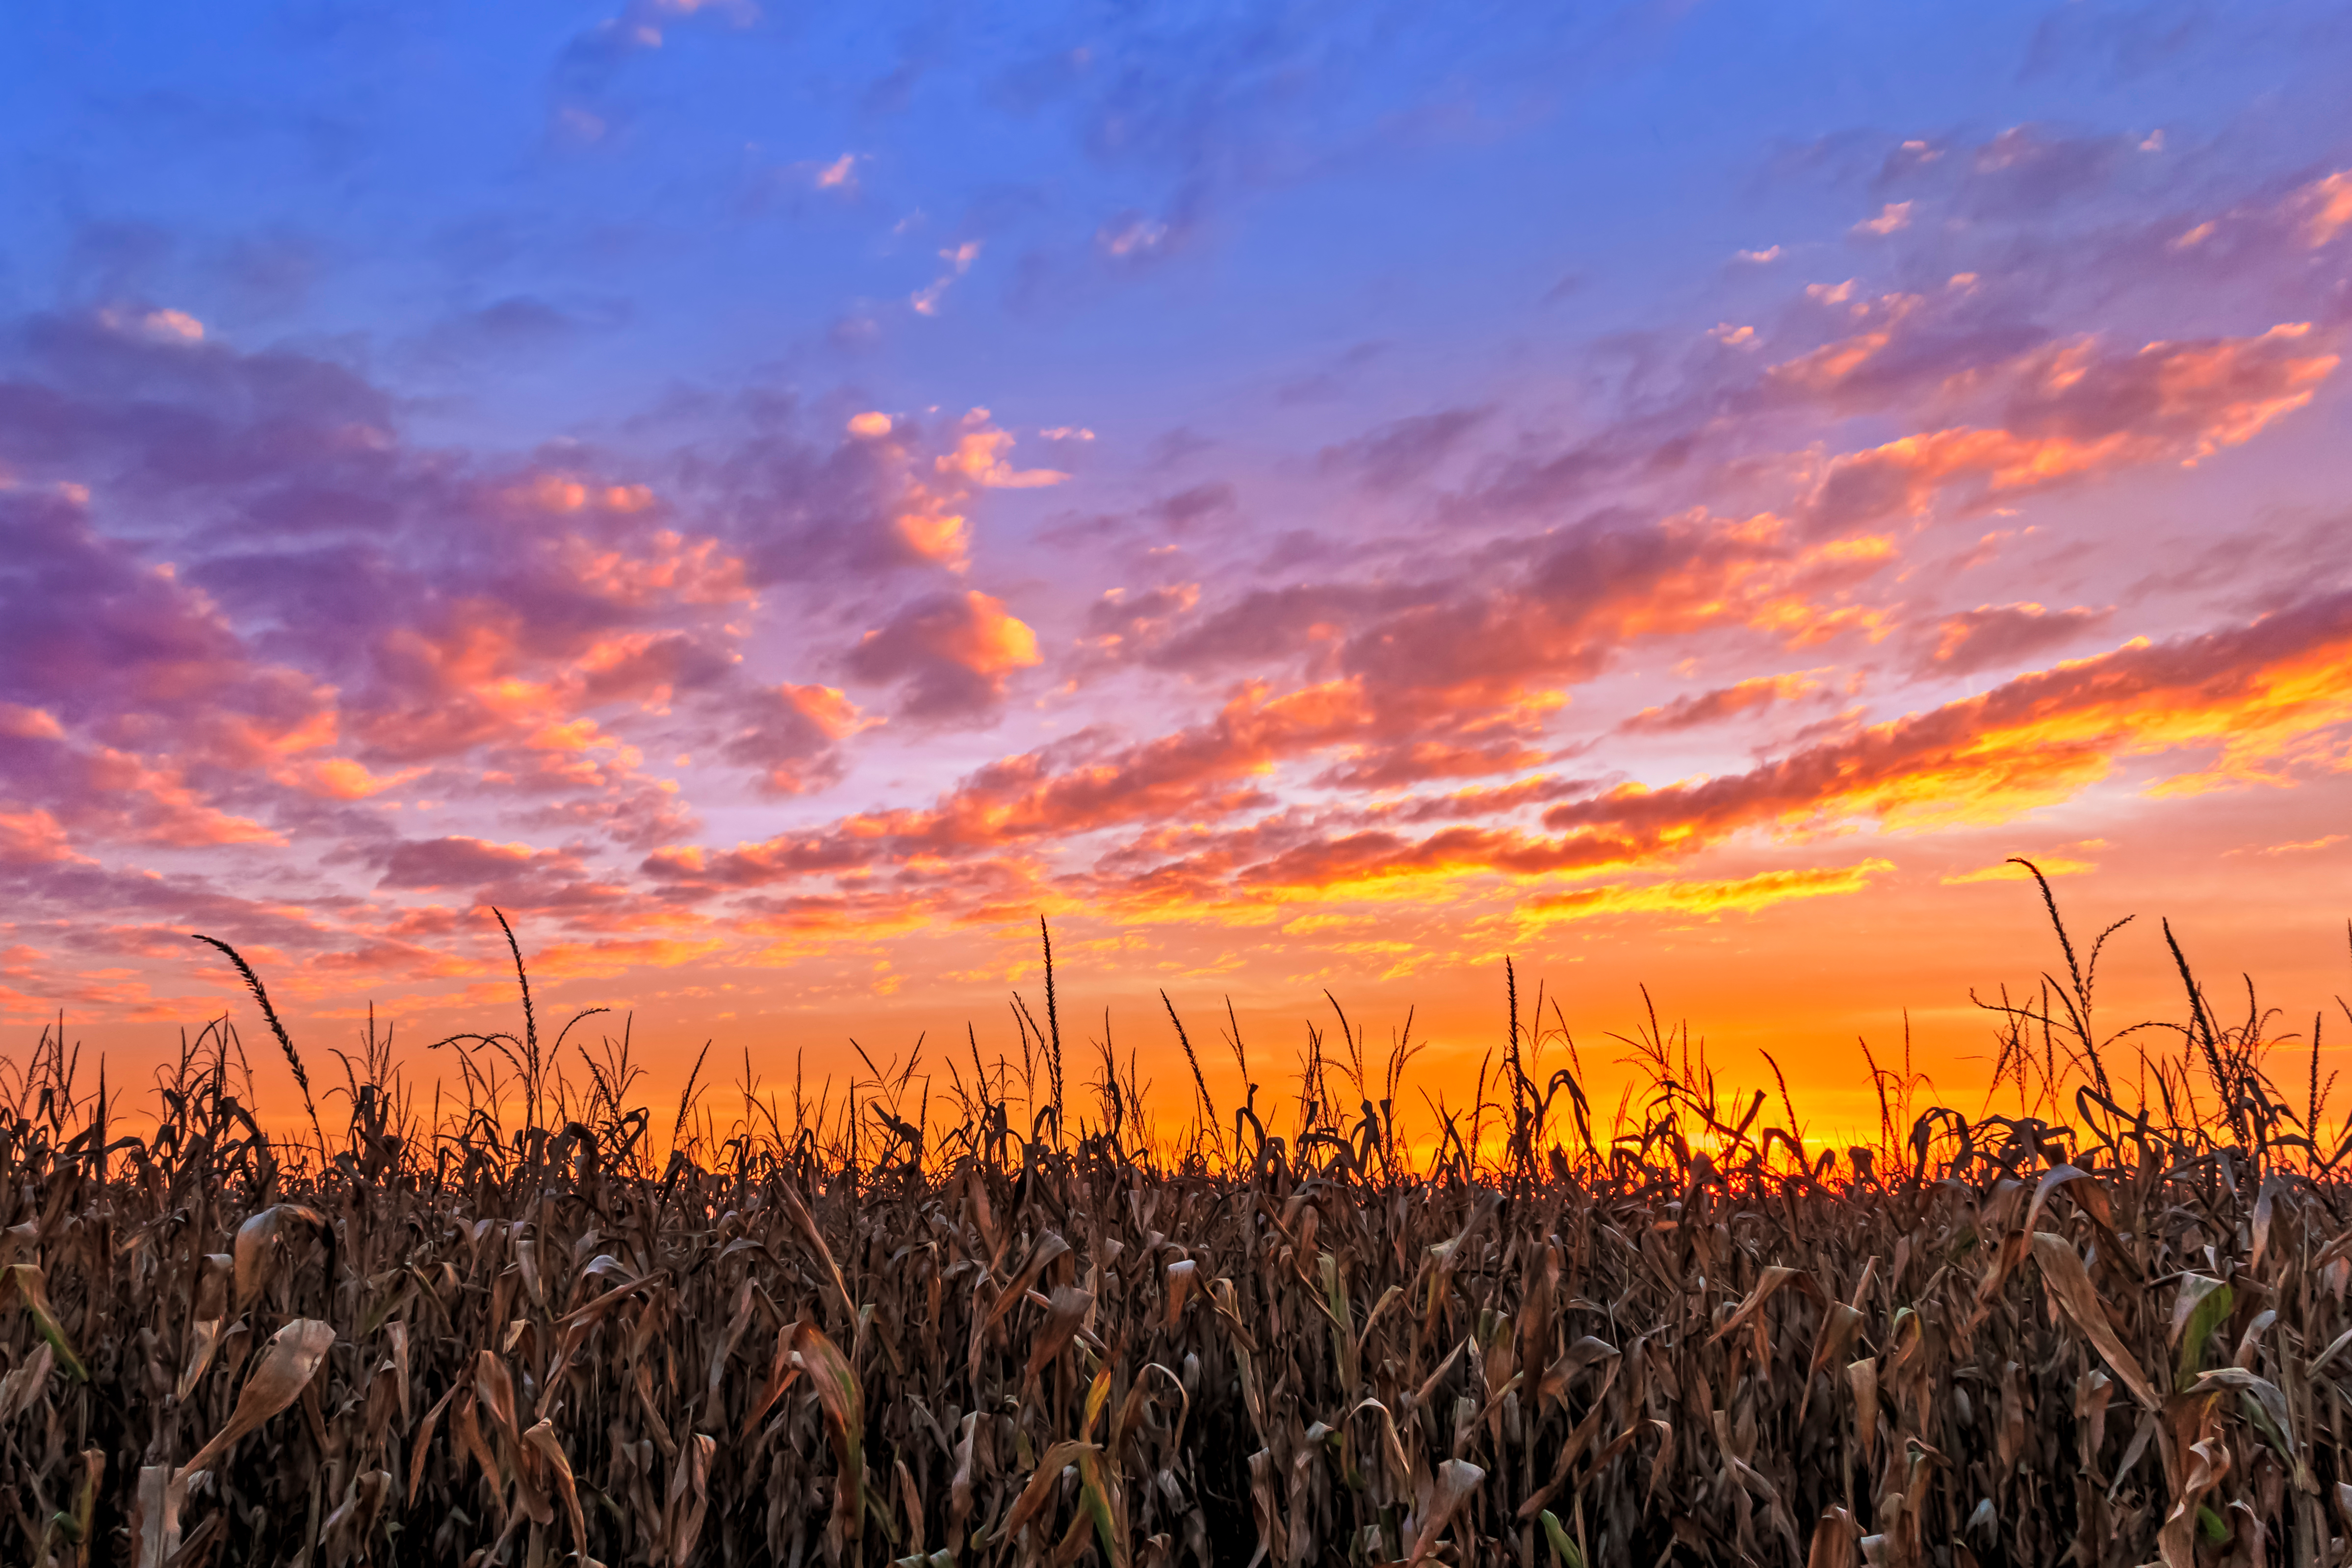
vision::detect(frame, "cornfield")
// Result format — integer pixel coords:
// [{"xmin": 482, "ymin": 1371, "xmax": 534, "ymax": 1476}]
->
[{"xmin": 7, "ymin": 874, "xmax": 2352, "ymax": 1568}]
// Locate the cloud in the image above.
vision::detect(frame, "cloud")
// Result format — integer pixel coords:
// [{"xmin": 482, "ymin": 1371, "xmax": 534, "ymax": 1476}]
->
[
  {"xmin": 568, "ymin": 226, "xmax": 2352, "ymax": 945},
  {"xmin": 1755, "ymin": 286, "xmax": 2036, "ymax": 409},
  {"xmin": 0, "ymin": 304, "xmax": 943, "ymax": 895},
  {"xmin": 2248, "ymin": 834, "xmax": 2346, "ymax": 855},
  {"xmin": 1083, "ymin": 583, "xmax": 1201, "ymax": 652},
  {"xmin": 1516, "ymin": 859, "xmax": 1895, "ymax": 927},
  {"xmin": 0, "ymin": 485, "xmax": 263, "ymax": 728},
  {"xmin": 2299, "ymin": 170, "xmax": 2352, "ymax": 247},
  {"xmin": 1537, "ymin": 589, "xmax": 2352, "ymax": 853},
  {"xmin": 1917, "ymin": 602, "xmax": 2114, "ymax": 678},
  {"xmin": 644, "ymin": 679, "xmax": 1382, "ymax": 890},
  {"xmin": 0, "ymin": 695, "xmax": 287, "ymax": 850},
  {"xmin": 0, "ymin": 808, "xmax": 93, "ymax": 867},
  {"xmin": 0, "ymin": 307, "xmax": 400, "ymax": 506},
  {"xmin": 413, "ymin": 296, "xmax": 621, "ymax": 363},
  {"xmin": 1803, "ymin": 324, "xmax": 2337, "ymax": 531},
  {"xmin": 1152, "ymin": 482, "xmax": 1236, "ymax": 531},
  {"xmin": 1852, "ymin": 201, "xmax": 1913, "ymax": 236},
  {"xmin": 96, "ymin": 306, "xmax": 205, "ymax": 344},
  {"xmin": 520, "ymin": 782, "xmax": 700, "ymax": 851},
  {"xmin": 1122, "ymin": 274, "xmax": 2295, "ymax": 732},
  {"xmin": 934, "ymin": 417, "xmax": 1068, "ymax": 490},
  {"xmin": 2130, "ymin": 166, "xmax": 2352, "ymax": 275},
  {"xmin": 844, "ymin": 590, "xmax": 1042, "ymax": 721},
  {"xmin": 1313, "ymin": 736, "xmax": 1553, "ymax": 791},
  {"xmin": 1318, "ymin": 408, "xmax": 1490, "ymax": 488},
  {"xmin": 721, "ymin": 684, "xmax": 866, "ymax": 794},
  {"xmin": 0, "ymin": 321, "xmax": 1067, "ymax": 951},
  {"xmin": 1097, "ymin": 212, "xmax": 1171, "ymax": 258},
  {"xmin": 636, "ymin": 559, "xmax": 2352, "ymax": 918},
  {"xmin": 1323, "ymin": 511, "xmax": 1891, "ymax": 723},
  {"xmin": 377, "ymin": 835, "xmax": 577, "ymax": 890},
  {"xmin": 912, "ymin": 240, "xmax": 982, "ymax": 315},
  {"xmin": 1107, "ymin": 502, "xmax": 1901, "ymax": 783},
  {"xmin": 709, "ymin": 407, "xmax": 1064, "ymax": 575},
  {"xmin": 1957, "ymin": 127, "xmax": 2131, "ymax": 216},
  {"xmin": 374, "ymin": 836, "xmax": 629, "ymax": 921},
  {"xmin": 553, "ymin": 0, "xmax": 761, "ymax": 116},
  {"xmin": 1617, "ymin": 675, "xmax": 1823, "ymax": 735},
  {"xmin": 1942, "ymin": 855, "xmax": 2096, "ymax": 884},
  {"xmin": 1374, "ymin": 774, "xmax": 1593, "ymax": 823}
]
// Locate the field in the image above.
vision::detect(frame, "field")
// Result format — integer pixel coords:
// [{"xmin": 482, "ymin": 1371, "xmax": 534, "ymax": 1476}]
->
[{"xmin": 4, "ymin": 878, "xmax": 2352, "ymax": 1568}]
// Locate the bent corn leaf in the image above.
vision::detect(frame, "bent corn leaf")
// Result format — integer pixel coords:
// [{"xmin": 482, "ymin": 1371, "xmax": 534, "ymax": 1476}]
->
[
  {"xmin": 2030, "ymin": 1233, "xmax": 2159, "ymax": 1412},
  {"xmin": 177, "ymin": 1318, "xmax": 336, "ymax": 1481}
]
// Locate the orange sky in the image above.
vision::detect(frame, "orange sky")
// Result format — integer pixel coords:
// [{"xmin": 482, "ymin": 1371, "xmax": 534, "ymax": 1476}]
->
[{"xmin": 4, "ymin": 5, "xmax": 2352, "ymax": 1150}]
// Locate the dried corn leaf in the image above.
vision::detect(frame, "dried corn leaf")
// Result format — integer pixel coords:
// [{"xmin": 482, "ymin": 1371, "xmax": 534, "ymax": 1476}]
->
[
  {"xmin": 796, "ymin": 1320, "xmax": 866, "ymax": 1548},
  {"xmin": 177, "ymin": 1318, "xmax": 336, "ymax": 1481},
  {"xmin": 2029, "ymin": 1233, "xmax": 2158, "ymax": 1412},
  {"xmin": 232, "ymin": 1205, "xmax": 325, "ymax": 1309},
  {"xmin": 1025, "ymin": 1284, "xmax": 1097, "ymax": 1383}
]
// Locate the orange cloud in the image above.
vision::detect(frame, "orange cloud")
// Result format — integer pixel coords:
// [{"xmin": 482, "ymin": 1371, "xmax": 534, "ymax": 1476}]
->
[
  {"xmin": 843, "ymin": 411, "xmax": 1064, "ymax": 570},
  {"xmin": 1808, "ymin": 325, "xmax": 2333, "ymax": 529},
  {"xmin": 936, "ymin": 419, "xmax": 1069, "ymax": 490},
  {"xmin": 845, "ymin": 590, "xmax": 1041, "ymax": 720},
  {"xmin": 286, "ymin": 757, "xmax": 420, "ymax": 800},
  {"xmin": 552, "ymin": 530, "xmax": 749, "ymax": 610}
]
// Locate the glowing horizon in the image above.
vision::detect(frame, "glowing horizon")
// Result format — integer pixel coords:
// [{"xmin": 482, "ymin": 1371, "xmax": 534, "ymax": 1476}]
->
[{"xmin": 4, "ymin": 2, "xmax": 2352, "ymax": 1141}]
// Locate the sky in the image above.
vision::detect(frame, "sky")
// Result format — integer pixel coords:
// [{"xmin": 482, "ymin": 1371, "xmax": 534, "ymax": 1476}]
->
[{"xmin": 3, "ymin": 0, "xmax": 2352, "ymax": 1140}]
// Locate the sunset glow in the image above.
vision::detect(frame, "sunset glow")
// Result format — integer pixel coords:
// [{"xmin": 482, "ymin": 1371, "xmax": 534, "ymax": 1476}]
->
[{"xmin": 5, "ymin": 3, "xmax": 2351, "ymax": 1137}]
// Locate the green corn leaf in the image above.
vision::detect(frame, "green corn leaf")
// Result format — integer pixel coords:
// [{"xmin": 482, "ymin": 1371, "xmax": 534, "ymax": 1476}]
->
[
  {"xmin": 1540, "ymin": 1509, "xmax": 1585, "ymax": 1568},
  {"xmin": 2173, "ymin": 1278, "xmax": 2233, "ymax": 1392},
  {"xmin": 3, "ymin": 1265, "xmax": 88, "ymax": 1383}
]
